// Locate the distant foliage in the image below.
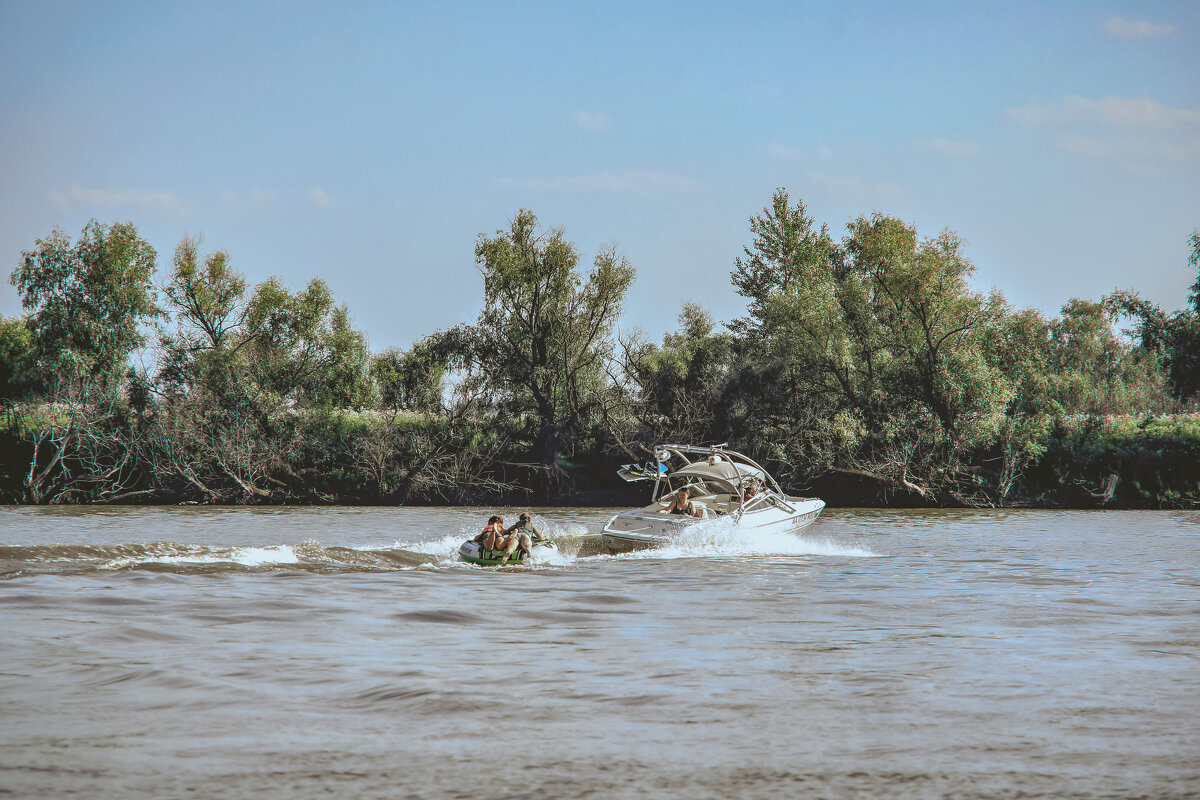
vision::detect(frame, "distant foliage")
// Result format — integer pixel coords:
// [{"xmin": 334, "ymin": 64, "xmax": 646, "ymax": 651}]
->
[
  {"xmin": 11, "ymin": 220, "xmax": 158, "ymax": 384},
  {"xmin": 721, "ymin": 190, "xmax": 1011, "ymax": 501},
  {"xmin": 0, "ymin": 207, "xmax": 1194, "ymax": 507},
  {"xmin": 0, "ymin": 315, "xmax": 39, "ymax": 403},
  {"xmin": 458, "ymin": 209, "xmax": 635, "ymax": 499},
  {"xmin": 1029, "ymin": 414, "xmax": 1200, "ymax": 508},
  {"xmin": 623, "ymin": 303, "xmax": 737, "ymax": 447}
]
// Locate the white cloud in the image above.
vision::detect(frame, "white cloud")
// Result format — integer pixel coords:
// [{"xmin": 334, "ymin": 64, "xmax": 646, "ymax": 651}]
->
[
  {"xmin": 1104, "ymin": 16, "xmax": 1176, "ymax": 39},
  {"xmin": 220, "ymin": 189, "xmax": 279, "ymax": 210},
  {"xmin": 1008, "ymin": 94, "xmax": 1200, "ymax": 171},
  {"xmin": 307, "ymin": 187, "xmax": 334, "ymax": 208},
  {"xmin": 501, "ymin": 169, "xmax": 698, "ymax": 195},
  {"xmin": 50, "ymin": 185, "xmax": 185, "ymax": 215},
  {"xmin": 1008, "ymin": 95, "xmax": 1200, "ymax": 129},
  {"xmin": 917, "ymin": 137, "xmax": 978, "ymax": 157},
  {"xmin": 1159, "ymin": 140, "xmax": 1200, "ymax": 163},
  {"xmin": 1055, "ymin": 132, "xmax": 1114, "ymax": 159},
  {"xmin": 1058, "ymin": 132, "xmax": 1200, "ymax": 164},
  {"xmin": 813, "ymin": 175, "xmax": 907, "ymax": 208},
  {"xmin": 767, "ymin": 142, "xmax": 833, "ymax": 160},
  {"xmin": 250, "ymin": 189, "xmax": 278, "ymax": 207},
  {"xmin": 573, "ymin": 111, "xmax": 611, "ymax": 133}
]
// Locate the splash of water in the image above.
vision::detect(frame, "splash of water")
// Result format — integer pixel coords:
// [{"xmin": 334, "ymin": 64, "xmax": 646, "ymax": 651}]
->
[
  {"xmin": 609, "ymin": 515, "xmax": 875, "ymax": 559},
  {"xmin": 394, "ymin": 514, "xmax": 591, "ymax": 566},
  {"xmin": 101, "ymin": 544, "xmax": 302, "ymax": 570},
  {"xmin": 0, "ymin": 514, "xmax": 867, "ymax": 578}
]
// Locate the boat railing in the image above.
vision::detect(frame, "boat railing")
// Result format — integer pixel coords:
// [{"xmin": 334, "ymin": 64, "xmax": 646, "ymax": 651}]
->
[
  {"xmin": 656, "ymin": 444, "xmax": 779, "ymax": 487},
  {"xmin": 657, "ymin": 443, "xmax": 729, "ymax": 453}
]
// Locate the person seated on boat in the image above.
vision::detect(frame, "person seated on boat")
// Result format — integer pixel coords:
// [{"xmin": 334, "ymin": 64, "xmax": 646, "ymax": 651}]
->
[
  {"xmin": 474, "ymin": 512, "xmax": 536, "ymax": 565},
  {"xmin": 494, "ymin": 512, "xmax": 539, "ymax": 564},
  {"xmin": 661, "ymin": 487, "xmax": 701, "ymax": 517},
  {"xmin": 493, "ymin": 517, "xmax": 534, "ymax": 565},
  {"xmin": 508, "ymin": 512, "xmax": 544, "ymax": 544},
  {"xmin": 742, "ymin": 481, "xmax": 758, "ymax": 503},
  {"xmin": 474, "ymin": 515, "xmax": 507, "ymax": 552}
]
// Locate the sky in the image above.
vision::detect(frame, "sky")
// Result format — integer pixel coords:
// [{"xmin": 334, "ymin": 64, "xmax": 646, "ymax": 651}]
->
[{"xmin": 1, "ymin": 0, "xmax": 1197, "ymax": 351}]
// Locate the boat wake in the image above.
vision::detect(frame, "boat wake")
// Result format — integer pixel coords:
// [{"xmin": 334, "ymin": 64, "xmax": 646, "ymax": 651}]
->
[
  {"xmin": 0, "ymin": 540, "xmax": 435, "ymax": 579},
  {"xmin": 0, "ymin": 516, "xmax": 868, "ymax": 579},
  {"xmin": 604, "ymin": 515, "xmax": 874, "ymax": 560}
]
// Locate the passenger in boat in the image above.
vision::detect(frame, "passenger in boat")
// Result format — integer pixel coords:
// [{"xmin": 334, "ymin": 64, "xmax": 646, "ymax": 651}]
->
[
  {"xmin": 493, "ymin": 513, "xmax": 537, "ymax": 565},
  {"xmin": 508, "ymin": 512, "xmax": 544, "ymax": 544},
  {"xmin": 491, "ymin": 512, "xmax": 540, "ymax": 564},
  {"xmin": 474, "ymin": 516, "xmax": 507, "ymax": 552},
  {"xmin": 661, "ymin": 487, "xmax": 700, "ymax": 517},
  {"xmin": 743, "ymin": 481, "xmax": 758, "ymax": 502},
  {"xmin": 472, "ymin": 512, "xmax": 536, "ymax": 565}
]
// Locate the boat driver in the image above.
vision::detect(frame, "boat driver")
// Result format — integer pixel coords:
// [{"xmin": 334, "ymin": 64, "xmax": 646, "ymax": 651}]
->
[{"xmin": 661, "ymin": 487, "xmax": 701, "ymax": 518}]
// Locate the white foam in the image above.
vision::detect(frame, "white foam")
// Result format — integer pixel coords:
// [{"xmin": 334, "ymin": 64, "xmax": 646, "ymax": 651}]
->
[
  {"xmin": 223, "ymin": 546, "xmax": 301, "ymax": 566},
  {"xmin": 608, "ymin": 516, "xmax": 875, "ymax": 559},
  {"xmin": 395, "ymin": 515, "xmax": 592, "ymax": 565},
  {"xmin": 525, "ymin": 544, "xmax": 575, "ymax": 567},
  {"xmin": 101, "ymin": 545, "xmax": 301, "ymax": 569},
  {"xmin": 538, "ymin": 519, "xmax": 590, "ymax": 538},
  {"xmin": 397, "ymin": 533, "xmax": 473, "ymax": 560},
  {"xmin": 392, "ymin": 514, "xmax": 873, "ymax": 567}
]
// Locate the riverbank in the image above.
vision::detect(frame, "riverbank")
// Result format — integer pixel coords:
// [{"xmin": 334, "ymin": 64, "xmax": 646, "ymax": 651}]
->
[{"xmin": 2, "ymin": 407, "xmax": 1197, "ymax": 509}]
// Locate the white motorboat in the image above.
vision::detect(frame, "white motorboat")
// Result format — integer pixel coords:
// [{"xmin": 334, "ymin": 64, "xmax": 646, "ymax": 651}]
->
[{"xmin": 602, "ymin": 443, "xmax": 825, "ymax": 553}]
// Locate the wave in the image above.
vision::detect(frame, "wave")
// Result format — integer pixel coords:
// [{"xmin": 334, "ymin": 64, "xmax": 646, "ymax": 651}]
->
[
  {"xmin": 0, "ymin": 540, "xmax": 436, "ymax": 578},
  {"xmin": 0, "ymin": 514, "xmax": 869, "ymax": 578},
  {"xmin": 600, "ymin": 515, "xmax": 876, "ymax": 560}
]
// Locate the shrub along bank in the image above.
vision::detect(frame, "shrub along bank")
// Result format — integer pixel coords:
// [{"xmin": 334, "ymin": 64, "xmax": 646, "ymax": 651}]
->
[{"xmin": 3, "ymin": 201, "xmax": 1198, "ymax": 508}]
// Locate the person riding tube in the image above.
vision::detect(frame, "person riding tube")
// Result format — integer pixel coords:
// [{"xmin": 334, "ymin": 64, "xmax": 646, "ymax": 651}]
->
[{"xmin": 474, "ymin": 516, "xmax": 507, "ymax": 553}]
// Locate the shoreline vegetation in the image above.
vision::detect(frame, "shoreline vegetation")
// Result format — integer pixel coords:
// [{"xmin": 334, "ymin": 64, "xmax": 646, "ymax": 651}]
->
[{"xmin": 3, "ymin": 193, "xmax": 1199, "ymax": 509}]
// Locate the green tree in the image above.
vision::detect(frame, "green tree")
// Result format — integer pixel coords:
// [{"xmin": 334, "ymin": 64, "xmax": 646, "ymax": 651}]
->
[
  {"xmin": 1168, "ymin": 230, "xmax": 1200, "ymax": 403},
  {"xmin": 623, "ymin": 303, "xmax": 736, "ymax": 446},
  {"xmin": 1048, "ymin": 298, "xmax": 1167, "ymax": 414},
  {"xmin": 11, "ymin": 220, "xmax": 159, "ymax": 383},
  {"xmin": 0, "ymin": 315, "xmax": 39, "ymax": 403},
  {"xmin": 239, "ymin": 278, "xmax": 373, "ymax": 409},
  {"xmin": 159, "ymin": 236, "xmax": 375, "ymax": 410},
  {"xmin": 468, "ymin": 209, "xmax": 635, "ymax": 497},
  {"xmin": 1189, "ymin": 229, "xmax": 1200, "ymax": 313},
  {"xmin": 730, "ymin": 190, "xmax": 1009, "ymax": 500},
  {"xmin": 157, "ymin": 236, "xmax": 254, "ymax": 396},
  {"xmin": 299, "ymin": 304, "xmax": 377, "ymax": 410},
  {"xmin": 153, "ymin": 237, "xmax": 378, "ymax": 501},
  {"xmin": 730, "ymin": 189, "xmax": 840, "ymax": 349},
  {"xmin": 371, "ymin": 337, "xmax": 449, "ymax": 417},
  {"xmin": 1105, "ymin": 230, "xmax": 1200, "ymax": 407}
]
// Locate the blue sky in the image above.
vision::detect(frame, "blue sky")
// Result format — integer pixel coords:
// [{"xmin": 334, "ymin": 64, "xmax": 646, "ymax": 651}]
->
[{"xmin": 2, "ymin": 0, "xmax": 1197, "ymax": 350}]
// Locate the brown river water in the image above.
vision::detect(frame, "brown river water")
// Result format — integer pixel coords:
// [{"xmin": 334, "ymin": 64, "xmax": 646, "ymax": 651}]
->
[{"xmin": 1, "ymin": 506, "xmax": 1198, "ymax": 799}]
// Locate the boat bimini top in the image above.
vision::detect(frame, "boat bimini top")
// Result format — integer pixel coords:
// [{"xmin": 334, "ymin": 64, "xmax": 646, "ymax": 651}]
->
[{"xmin": 620, "ymin": 443, "xmax": 784, "ymax": 505}]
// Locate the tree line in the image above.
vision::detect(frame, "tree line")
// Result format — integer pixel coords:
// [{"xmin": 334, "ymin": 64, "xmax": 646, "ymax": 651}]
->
[{"xmin": 2, "ymin": 191, "xmax": 1198, "ymax": 507}]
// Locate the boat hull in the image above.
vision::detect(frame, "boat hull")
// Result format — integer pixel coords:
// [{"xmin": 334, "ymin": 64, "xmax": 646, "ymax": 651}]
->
[{"xmin": 601, "ymin": 498, "xmax": 825, "ymax": 553}]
